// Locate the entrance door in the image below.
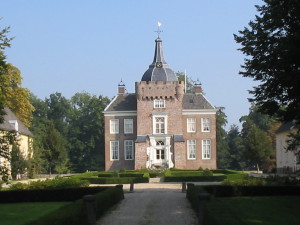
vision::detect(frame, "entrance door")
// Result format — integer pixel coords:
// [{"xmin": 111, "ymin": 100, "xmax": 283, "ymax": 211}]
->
[{"xmin": 153, "ymin": 141, "xmax": 167, "ymax": 167}]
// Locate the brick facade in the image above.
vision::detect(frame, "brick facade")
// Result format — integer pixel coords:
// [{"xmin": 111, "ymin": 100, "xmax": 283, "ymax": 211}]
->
[{"xmin": 103, "ymin": 37, "xmax": 217, "ymax": 171}]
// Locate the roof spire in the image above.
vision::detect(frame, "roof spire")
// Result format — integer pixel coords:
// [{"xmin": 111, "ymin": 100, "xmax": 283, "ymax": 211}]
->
[
  {"xmin": 141, "ymin": 24, "xmax": 178, "ymax": 82},
  {"xmin": 155, "ymin": 21, "xmax": 163, "ymax": 38}
]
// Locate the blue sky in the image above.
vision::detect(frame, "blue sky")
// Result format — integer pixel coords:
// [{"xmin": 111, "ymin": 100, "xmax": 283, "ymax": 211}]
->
[{"xmin": 2, "ymin": 0, "xmax": 263, "ymax": 130}]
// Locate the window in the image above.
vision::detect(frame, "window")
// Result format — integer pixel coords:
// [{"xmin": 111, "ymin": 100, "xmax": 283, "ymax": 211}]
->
[
  {"xmin": 187, "ymin": 140, "xmax": 196, "ymax": 159},
  {"xmin": 110, "ymin": 119, "xmax": 119, "ymax": 134},
  {"xmin": 124, "ymin": 140, "xmax": 134, "ymax": 160},
  {"xmin": 187, "ymin": 118, "xmax": 196, "ymax": 132},
  {"xmin": 124, "ymin": 119, "xmax": 133, "ymax": 134},
  {"xmin": 156, "ymin": 149, "xmax": 165, "ymax": 159},
  {"xmin": 154, "ymin": 99, "xmax": 165, "ymax": 108},
  {"xmin": 201, "ymin": 118, "xmax": 210, "ymax": 132},
  {"xmin": 110, "ymin": 141, "xmax": 119, "ymax": 160},
  {"xmin": 155, "ymin": 117, "xmax": 165, "ymax": 134},
  {"xmin": 202, "ymin": 139, "xmax": 211, "ymax": 159}
]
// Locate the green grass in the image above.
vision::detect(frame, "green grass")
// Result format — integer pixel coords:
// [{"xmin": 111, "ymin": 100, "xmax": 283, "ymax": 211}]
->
[
  {"xmin": 204, "ymin": 196, "xmax": 300, "ymax": 225},
  {"xmin": 0, "ymin": 202, "xmax": 71, "ymax": 225}
]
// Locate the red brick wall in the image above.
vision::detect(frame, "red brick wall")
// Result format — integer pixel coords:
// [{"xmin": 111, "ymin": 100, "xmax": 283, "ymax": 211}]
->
[
  {"xmin": 182, "ymin": 114, "xmax": 217, "ymax": 169},
  {"xmin": 104, "ymin": 115, "xmax": 137, "ymax": 171}
]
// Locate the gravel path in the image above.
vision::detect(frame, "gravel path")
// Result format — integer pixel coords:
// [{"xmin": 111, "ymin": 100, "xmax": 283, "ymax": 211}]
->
[{"xmin": 96, "ymin": 183, "xmax": 199, "ymax": 225}]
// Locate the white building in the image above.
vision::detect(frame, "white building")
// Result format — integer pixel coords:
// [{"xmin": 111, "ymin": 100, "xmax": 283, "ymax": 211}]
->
[{"xmin": 276, "ymin": 122, "xmax": 300, "ymax": 173}]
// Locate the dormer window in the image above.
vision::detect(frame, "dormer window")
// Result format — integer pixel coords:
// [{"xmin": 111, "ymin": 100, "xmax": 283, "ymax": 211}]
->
[{"xmin": 154, "ymin": 99, "xmax": 165, "ymax": 108}]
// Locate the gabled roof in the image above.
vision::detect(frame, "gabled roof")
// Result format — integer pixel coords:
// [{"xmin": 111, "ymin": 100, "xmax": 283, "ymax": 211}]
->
[
  {"xmin": 182, "ymin": 93, "xmax": 215, "ymax": 110},
  {"xmin": 104, "ymin": 94, "xmax": 137, "ymax": 112},
  {"xmin": 0, "ymin": 107, "xmax": 33, "ymax": 137},
  {"xmin": 276, "ymin": 122, "xmax": 298, "ymax": 134}
]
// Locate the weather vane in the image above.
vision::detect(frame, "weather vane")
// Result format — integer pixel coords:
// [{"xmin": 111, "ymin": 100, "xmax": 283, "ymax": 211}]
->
[{"xmin": 155, "ymin": 21, "xmax": 163, "ymax": 38}]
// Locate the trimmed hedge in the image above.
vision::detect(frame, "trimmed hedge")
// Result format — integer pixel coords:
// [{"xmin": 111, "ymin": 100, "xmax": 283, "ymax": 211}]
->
[
  {"xmin": 119, "ymin": 173, "xmax": 144, "ymax": 178},
  {"xmin": 28, "ymin": 186, "xmax": 124, "ymax": 225},
  {"xmin": 164, "ymin": 175, "xmax": 226, "ymax": 182},
  {"xmin": 80, "ymin": 177, "xmax": 149, "ymax": 184},
  {"xmin": 0, "ymin": 187, "xmax": 109, "ymax": 203}
]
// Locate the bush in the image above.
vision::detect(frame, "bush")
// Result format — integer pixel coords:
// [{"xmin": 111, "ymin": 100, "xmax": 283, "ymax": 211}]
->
[
  {"xmin": 221, "ymin": 176, "xmax": 265, "ymax": 186},
  {"xmin": 164, "ymin": 175, "xmax": 226, "ymax": 182},
  {"xmin": 80, "ymin": 176, "xmax": 149, "ymax": 184},
  {"xmin": 28, "ymin": 186, "xmax": 124, "ymax": 225},
  {"xmin": 0, "ymin": 186, "xmax": 110, "ymax": 203},
  {"xmin": 8, "ymin": 177, "xmax": 90, "ymax": 190}
]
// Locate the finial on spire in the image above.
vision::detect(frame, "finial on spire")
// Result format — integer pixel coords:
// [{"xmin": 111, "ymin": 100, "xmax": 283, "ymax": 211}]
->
[{"xmin": 155, "ymin": 21, "xmax": 163, "ymax": 38}]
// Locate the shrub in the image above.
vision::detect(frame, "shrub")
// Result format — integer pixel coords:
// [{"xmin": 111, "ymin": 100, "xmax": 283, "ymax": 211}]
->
[
  {"xmin": 0, "ymin": 187, "xmax": 110, "ymax": 203},
  {"xmin": 28, "ymin": 186, "xmax": 124, "ymax": 225}
]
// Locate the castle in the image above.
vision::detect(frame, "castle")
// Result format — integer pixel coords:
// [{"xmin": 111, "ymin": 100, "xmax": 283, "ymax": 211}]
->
[{"xmin": 103, "ymin": 36, "xmax": 217, "ymax": 171}]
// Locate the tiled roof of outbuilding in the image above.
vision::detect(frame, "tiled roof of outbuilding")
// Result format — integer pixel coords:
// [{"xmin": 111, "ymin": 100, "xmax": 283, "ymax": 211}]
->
[
  {"xmin": 276, "ymin": 122, "xmax": 297, "ymax": 134},
  {"xmin": 0, "ymin": 107, "xmax": 33, "ymax": 137}
]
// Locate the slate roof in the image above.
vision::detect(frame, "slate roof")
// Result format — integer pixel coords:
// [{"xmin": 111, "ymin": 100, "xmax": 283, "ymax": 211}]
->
[
  {"xmin": 0, "ymin": 107, "xmax": 33, "ymax": 137},
  {"xmin": 104, "ymin": 93, "xmax": 215, "ymax": 112},
  {"xmin": 141, "ymin": 38, "xmax": 178, "ymax": 82},
  {"xmin": 104, "ymin": 94, "xmax": 137, "ymax": 112},
  {"xmin": 182, "ymin": 93, "xmax": 215, "ymax": 110},
  {"xmin": 276, "ymin": 122, "xmax": 297, "ymax": 134}
]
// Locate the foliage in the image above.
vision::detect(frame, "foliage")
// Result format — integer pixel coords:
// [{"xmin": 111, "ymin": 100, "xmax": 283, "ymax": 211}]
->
[
  {"xmin": 8, "ymin": 177, "xmax": 89, "ymax": 190},
  {"xmin": 0, "ymin": 131, "xmax": 17, "ymax": 181},
  {"xmin": 176, "ymin": 71, "xmax": 195, "ymax": 93},
  {"xmin": 41, "ymin": 121, "xmax": 69, "ymax": 174},
  {"xmin": 234, "ymin": 0, "xmax": 300, "ymax": 150},
  {"xmin": 30, "ymin": 92, "xmax": 110, "ymax": 173},
  {"xmin": 216, "ymin": 107, "xmax": 230, "ymax": 168},
  {"xmin": 226, "ymin": 125, "xmax": 246, "ymax": 170},
  {"xmin": 1, "ymin": 63, "xmax": 34, "ymax": 127},
  {"xmin": 240, "ymin": 117, "xmax": 274, "ymax": 171},
  {"xmin": 10, "ymin": 144, "xmax": 28, "ymax": 180},
  {"xmin": 221, "ymin": 176, "xmax": 266, "ymax": 186}
]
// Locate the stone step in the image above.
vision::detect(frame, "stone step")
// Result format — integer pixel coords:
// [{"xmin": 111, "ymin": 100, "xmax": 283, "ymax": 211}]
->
[{"xmin": 149, "ymin": 177, "xmax": 163, "ymax": 183}]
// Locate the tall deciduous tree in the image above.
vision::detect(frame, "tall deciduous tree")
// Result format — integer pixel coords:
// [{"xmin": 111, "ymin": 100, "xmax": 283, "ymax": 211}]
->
[
  {"xmin": 216, "ymin": 107, "xmax": 230, "ymax": 168},
  {"xmin": 240, "ymin": 118, "xmax": 273, "ymax": 172},
  {"xmin": 68, "ymin": 92, "xmax": 110, "ymax": 172},
  {"xmin": 234, "ymin": 0, "xmax": 300, "ymax": 148},
  {"xmin": 1, "ymin": 63, "xmax": 34, "ymax": 127},
  {"xmin": 176, "ymin": 72, "xmax": 195, "ymax": 93}
]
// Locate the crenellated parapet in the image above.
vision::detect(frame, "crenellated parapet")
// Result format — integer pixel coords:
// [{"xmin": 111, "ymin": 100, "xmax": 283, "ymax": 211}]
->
[{"xmin": 135, "ymin": 81, "xmax": 185, "ymax": 100}]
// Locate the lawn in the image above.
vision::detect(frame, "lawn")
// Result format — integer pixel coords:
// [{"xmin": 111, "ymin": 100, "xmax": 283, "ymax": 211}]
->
[
  {"xmin": 0, "ymin": 202, "xmax": 71, "ymax": 225},
  {"xmin": 204, "ymin": 196, "xmax": 300, "ymax": 225}
]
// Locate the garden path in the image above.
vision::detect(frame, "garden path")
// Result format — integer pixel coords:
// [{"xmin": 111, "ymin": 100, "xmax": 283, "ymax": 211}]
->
[{"xmin": 96, "ymin": 183, "xmax": 200, "ymax": 225}]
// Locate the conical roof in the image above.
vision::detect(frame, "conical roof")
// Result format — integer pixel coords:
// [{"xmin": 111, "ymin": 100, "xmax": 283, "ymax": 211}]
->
[{"xmin": 141, "ymin": 38, "xmax": 178, "ymax": 81}]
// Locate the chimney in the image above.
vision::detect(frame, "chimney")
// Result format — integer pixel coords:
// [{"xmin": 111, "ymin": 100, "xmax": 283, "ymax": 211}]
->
[
  {"xmin": 118, "ymin": 79, "xmax": 126, "ymax": 95},
  {"xmin": 194, "ymin": 79, "xmax": 202, "ymax": 94}
]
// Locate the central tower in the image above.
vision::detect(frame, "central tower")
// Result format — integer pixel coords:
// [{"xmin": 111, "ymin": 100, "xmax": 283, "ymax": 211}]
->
[{"xmin": 135, "ymin": 37, "xmax": 185, "ymax": 169}]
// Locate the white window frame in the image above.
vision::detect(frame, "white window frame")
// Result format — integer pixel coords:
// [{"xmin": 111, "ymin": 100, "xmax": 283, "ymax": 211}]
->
[
  {"xmin": 201, "ymin": 118, "xmax": 210, "ymax": 132},
  {"xmin": 124, "ymin": 140, "xmax": 134, "ymax": 160},
  {"xmin": 124, "ymin": 119, "xmax": 133, "ymax": 134},
  {"xmin": 154, "ymin": 99, "xmax": 165, "ymax": 108},
  {"xmin": 110, "ymin": 141, "xmax": 119, "ymax": 161},
  {"xmin": 110, "ymin": 119, "xmax": 119, "ymax": 134},
  {"xmin": 152, "ymin": 115, "xmax": 168, "ymax": 134},
  {"xmin": 187, "ymin": 118, "xmax": 196, "ymax": 132},
  {"xmin": 202, "ymin": 139, "xmax": 211, "ymax": 159},
  {"xmin": 187, "ymin": 140, "xmax": 196, "ymax": 160}
]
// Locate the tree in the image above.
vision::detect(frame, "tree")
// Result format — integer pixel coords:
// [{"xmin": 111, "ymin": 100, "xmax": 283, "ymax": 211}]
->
[
  {"xmin": 240, "ymin": 118, "xmax": 273, "ymax": 172},
  {"xmin": 234, "ymin": 0, "xmax": 300, "ymax": 148},
  {"xmin": 0, "ymin": 23, "xmax": 13, "ymax": 123},
  {"xmin": 1, "ymin": 63, "xmax": 34, "ymax": 127},
  {"xmin": 176, "ymin": 72, "xmax": 195, "ymax": 93},
  {"xmin": 68, "ymin": 92, "xmax": 110, "ymax": 172},
  {"xmin": 41, "ymin": 121, "xmax": 69, "ymax": 174},
  {"xmin": 216, "ymin": 107, "xmax": 230, "ymax": 168},
  {"xmin": 10, "ymin": 143, "xmax": 27, "ymax": 180},
  {"xmin": 226, "ymin": 125, "xmax": 246, "ymax": 170}
]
